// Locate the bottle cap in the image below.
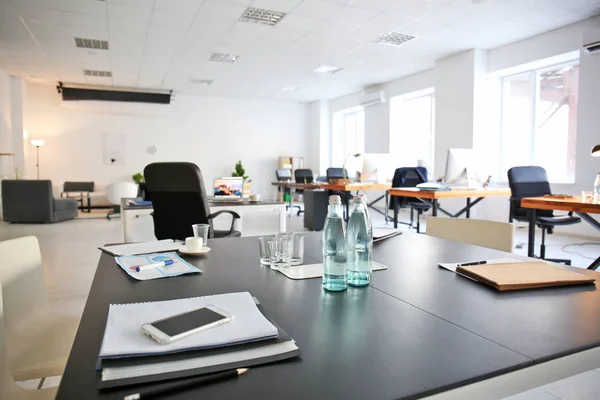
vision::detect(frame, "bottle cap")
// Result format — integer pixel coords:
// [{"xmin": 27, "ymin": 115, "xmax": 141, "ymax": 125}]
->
[
  {"xmin": 329, "ymin": 195, "xmax": 341, "ymax": 205},
  {"xmin": 352, "ymin": 194, "xmax": 366, "ymax": 203}
]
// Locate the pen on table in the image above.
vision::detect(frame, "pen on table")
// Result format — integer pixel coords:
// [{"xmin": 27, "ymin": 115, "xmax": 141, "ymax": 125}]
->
[
  {"xmin": 129, "ymin": 259, "xmax": 174, "ymax": 272},
  {"xmin": 458, "ymin": 260, "xmax": 487, "ymax": 267},
  {"xmin": 123, "ymin": 368, "xmax": 249, "ymax": 400}
]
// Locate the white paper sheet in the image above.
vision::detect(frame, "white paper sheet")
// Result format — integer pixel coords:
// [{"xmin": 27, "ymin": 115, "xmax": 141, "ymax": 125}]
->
[
  {"xmin": 115, "ymin": 252, "xmax": 202, "ymax": 281},
  {"xmin": 99, "ymin": 292, "xmax": 278, "ymax": 358},
  {"xmin": 278, "ymin": 261, "xmax": 387, "ymax": 280}
]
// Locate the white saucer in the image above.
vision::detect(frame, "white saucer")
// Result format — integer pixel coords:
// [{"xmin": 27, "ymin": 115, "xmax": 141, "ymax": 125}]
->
[{"xmin": 178, "ymin": 246, "xmax": 211, "ymax": 255}]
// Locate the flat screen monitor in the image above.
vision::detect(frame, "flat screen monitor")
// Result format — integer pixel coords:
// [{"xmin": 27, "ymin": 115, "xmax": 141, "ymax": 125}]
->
[
  {"xmin": 444, "ymin": 148, "xmax": 477, "ymax": 187},
  {"xmin": 361, "ymin": 153, "xmax": 394, "ymax": 183},
  {"xmin": 213, "ymin": 178, "xmax": 243, "ymax": 199}
]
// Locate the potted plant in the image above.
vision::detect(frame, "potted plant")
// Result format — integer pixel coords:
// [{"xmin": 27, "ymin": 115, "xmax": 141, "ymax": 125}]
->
[
  {"xmin": 232, "ymin": 161, "xmax": 252, "ymax": 198},
  {"xmin": 132, "ymin": 172, "xmax": 146, "ymax": 199}
]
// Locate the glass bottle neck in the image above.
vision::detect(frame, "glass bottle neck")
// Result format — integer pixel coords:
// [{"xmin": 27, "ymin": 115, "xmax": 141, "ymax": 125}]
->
[{"xmin": 328, "ymin": 203, "xmax": 343, "ymax": 217}]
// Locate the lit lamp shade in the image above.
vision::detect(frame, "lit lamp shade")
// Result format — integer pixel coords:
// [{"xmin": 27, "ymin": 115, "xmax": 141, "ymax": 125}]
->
[
  {"xmin": 30, "ymin": 139, "xmax": 45, "ymax": 147},
  {"xmin": 593, "ymin": 144, "xmax": 600, "ymax": 157}
]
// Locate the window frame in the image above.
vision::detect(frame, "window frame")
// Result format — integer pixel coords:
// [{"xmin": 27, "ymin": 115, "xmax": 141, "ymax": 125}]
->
[
  {"xmin": 498, "ymin": 58, "xmax": 579, "ymax": 184},
  {"xmin": 331, "ymin": 106, "xmax": 365, "ymax": 169}
]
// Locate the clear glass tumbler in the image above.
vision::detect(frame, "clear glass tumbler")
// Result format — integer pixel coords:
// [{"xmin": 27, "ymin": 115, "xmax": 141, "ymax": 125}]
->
[
  {"xmin": 192, "ymin": 224, "xmax": 210, "ymax": 243},
  {"xmin": 270, "ymin": 234, "xmax": 293, "ymax": 271},
  {"xmin": 258, "ymin": 236, "xmax": 273, "ymax": 266},
  {"xmin": 291, "ymin": 234, "xmax": 305, "ymax": 266}
]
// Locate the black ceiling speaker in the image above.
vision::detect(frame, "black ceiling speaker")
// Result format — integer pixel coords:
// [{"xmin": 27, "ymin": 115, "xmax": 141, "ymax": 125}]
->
[{"xmin": 58, "ymin": 82, "xmax": 172, "ymax": 104}]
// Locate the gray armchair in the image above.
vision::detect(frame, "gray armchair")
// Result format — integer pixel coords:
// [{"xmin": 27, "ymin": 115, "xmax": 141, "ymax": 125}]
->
[{"xmin": 1, "ymin": 180, "xmax": 78, "ymax": 223}]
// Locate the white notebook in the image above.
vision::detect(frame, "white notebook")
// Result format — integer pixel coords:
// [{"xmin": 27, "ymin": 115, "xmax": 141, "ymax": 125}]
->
[
  {"xmin": 99, "ymin": 239, "xmax": 182, "ymax": 256},
  {"xmin": 99, "ymin": 292, "xmax": 278, "ymax": 358}
]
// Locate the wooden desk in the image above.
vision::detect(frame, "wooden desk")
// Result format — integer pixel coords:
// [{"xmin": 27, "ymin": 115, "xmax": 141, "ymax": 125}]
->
[
  {"xmin": 387, "ymin": 188, "xmax": 511, "ymax": 227},
  {"xmin": 521, "ymin": 196, "xmax": 600, "ymax": 269},
  {"xmin": 58, "ymin": 233, "xmax": 600, "ymax": 399}
]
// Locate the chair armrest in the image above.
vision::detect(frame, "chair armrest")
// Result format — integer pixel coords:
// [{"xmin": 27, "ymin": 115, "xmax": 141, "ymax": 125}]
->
[{"xmin": 207, "ymin": 210, "xmax": 241, "ymax": 236}]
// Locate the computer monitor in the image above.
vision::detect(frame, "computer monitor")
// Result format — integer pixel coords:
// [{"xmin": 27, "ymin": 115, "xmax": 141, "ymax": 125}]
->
[
  {"xmin": 444, "ymin": 148, "xmax": 478, "ymax": 188},
  {"xmin": 361, "ymin": 153, "xmax": 394, "ymax": 183},
  {"xmin": 213, "ymin": 177, "xmax": 243, "ymax": 200}
]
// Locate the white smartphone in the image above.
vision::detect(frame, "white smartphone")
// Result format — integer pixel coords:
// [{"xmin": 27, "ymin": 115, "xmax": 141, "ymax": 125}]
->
[{"xmin": 140, "ymin": 305, "xmax": 233, "ymax": 345}]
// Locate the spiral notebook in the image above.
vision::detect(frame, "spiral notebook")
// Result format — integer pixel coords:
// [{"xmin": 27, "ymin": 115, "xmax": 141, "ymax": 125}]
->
[{"xmin": 456, "ymin": 261, "xmax": 596, "ymax": 291}]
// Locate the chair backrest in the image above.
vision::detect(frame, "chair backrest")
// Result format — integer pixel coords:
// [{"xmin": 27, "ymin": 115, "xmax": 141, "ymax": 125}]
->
[
  {"xmin": 144, "ymin": 162, "xmax": 211, "ymax": 241},
  {"xmin": 294, "ymin": 169, "xmax": 314, "ymax": 184},
  {"xmin": 326, "ymin": 167, "xmax": 348, "ymax": 182},
  {"xmin": 276, "ymin": 169, "xmax": 292, "ymax": 181},
  {"xmin": 427, "ymin": 217, "xmax": 515, "ymax": 253},
  {"xmin": 63, "ymin": 181, "xmax": 94, "ymax": 193},
  {"xmin": 0, "ymin": 237, "xmax": 48, "ymax": 331},
  {"xmin": 390, "ymin": 167, "xmax": 428, "ymax": 208},
  {"xmin": 507, "ymin": 166, "xmax": 553, "ymax": 220},
  {"xmin": 106, "ymin": 182, "xmax": 139, "ymax": 205}
]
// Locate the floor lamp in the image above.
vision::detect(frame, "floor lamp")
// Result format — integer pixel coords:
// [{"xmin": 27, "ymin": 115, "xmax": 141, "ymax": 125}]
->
[{"xmin": 30, "ymin": 139, "xmax": 45, "ymax": 179}]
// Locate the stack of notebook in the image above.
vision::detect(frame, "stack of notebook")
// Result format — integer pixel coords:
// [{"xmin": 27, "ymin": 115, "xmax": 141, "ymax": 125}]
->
[{"xmin": 96, "ymin": 292, "xmax": 300, "ymax": 389}]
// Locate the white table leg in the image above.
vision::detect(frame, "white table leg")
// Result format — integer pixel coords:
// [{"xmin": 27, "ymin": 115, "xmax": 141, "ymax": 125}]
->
[{"xmin": 121, "ymin": 209, "xmax": 129, "ymax": 243}]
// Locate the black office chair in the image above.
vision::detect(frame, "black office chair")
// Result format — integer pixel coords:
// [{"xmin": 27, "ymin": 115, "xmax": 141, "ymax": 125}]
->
[
  {"xmin": 507, "ymin": 166, "xmax": 581, "ymax": 265},
  {"xmin": 326, "ymin": 167, "xmax": 348, "ymax": 182},
  {"xmin": 389, "ymin": 167, "xmax": 429, "ymax": 233},
  {"xmin": 294, "ymin": 169, "xmax": 313, "ymax": 216},
  {"xmin": 144, "ymin": 162, "xmax": 241, "ymax": 241},
  {"xmin": 276, "ymin": 169, "xmax": 301, "ymax": 215}
]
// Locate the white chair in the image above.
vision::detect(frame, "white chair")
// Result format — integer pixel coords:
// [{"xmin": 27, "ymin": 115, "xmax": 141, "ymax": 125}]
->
[
  {"xmin": 106, "ymin": 182, "xmax": 139, "ymax": 219},
  {"xmin": 426, "ymin": 217, "xmax": 515, "ymax": 253},
  {"xmin": 0, "ymin": 236, "xmax": 79, "ymax": 383},
  {"xmin": 0, "ymin": 284, "xmax": 57, "ymax": 399}
]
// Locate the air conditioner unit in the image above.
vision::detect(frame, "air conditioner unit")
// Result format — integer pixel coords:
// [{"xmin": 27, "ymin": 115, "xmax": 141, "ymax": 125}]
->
[
  {"xmin": 583, "ymin": 40, "xmax": 600, "ymax": 53},
  {"xmin": 360, "ymin": 90, "xmax": 387, "ymax": 107}
]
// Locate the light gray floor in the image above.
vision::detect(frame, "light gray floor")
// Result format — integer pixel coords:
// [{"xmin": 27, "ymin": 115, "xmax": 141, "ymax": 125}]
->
[{"xmin": 2, "ymin": 208, "xmax": 599, "ymax": 396}]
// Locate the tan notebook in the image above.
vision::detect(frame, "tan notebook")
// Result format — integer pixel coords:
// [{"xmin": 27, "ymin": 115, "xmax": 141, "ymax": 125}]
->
[{"xmin": 456, "ymin": 262, "xmax": 596, "ymax": 291}]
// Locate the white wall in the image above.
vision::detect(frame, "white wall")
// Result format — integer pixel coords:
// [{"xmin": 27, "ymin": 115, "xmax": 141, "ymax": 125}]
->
[
  {"xmin": 0, "ymin": 68, "xmax": 10, "ymax": 154},
  {"xmin": 23, "ymin": 83, "xmax": 311, "ymax": 198}
]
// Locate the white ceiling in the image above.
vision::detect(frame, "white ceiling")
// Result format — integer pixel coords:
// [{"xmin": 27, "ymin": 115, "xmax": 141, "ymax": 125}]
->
[{"xmin": 0, "ymin": 0, "xmax": 598, "ymax": 102}]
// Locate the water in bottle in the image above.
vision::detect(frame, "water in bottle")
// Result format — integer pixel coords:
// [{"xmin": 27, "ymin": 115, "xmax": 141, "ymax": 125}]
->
[
  {"xmin": 347, "ymin": 194, "xmax": 373, "ymax": 287},
  {"xmin": 594, "ymin": 172, "xmax": 600, "ymax": 204},
  {"xmin": 322, "ymin": 195, "xmax": 347, "ymax": 291}
]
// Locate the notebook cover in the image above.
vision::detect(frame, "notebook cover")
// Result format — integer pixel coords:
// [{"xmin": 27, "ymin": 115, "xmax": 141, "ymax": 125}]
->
[{"xmin": 456, "ymin": 262, "xmax": 596, "ymax": 291}]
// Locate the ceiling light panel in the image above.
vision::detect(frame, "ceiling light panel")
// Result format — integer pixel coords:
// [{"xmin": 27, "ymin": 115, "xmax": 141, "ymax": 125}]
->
[
  {"xmin": 83, "ymin": 69, "xmax": 112, "ymax": 77},
  {"xmin": 240, "ymin": 7, "xmax": 286, "ymax": 26},
  {"xmin": 313, "ymin": 65, "xmax": 343, "ymax": 75},
  {"xmin": 281, "ymin": 86, "xmax": 300, "ymax": 92},
  {"xmin": 374, "ymin": 32, "xmax": 416, "ymax": 46},
  {"xmin": 209, "ymin": 53, "xmax": 239, "ymax": 63},
  {"xmin": 74, "ymin": 37, "xmax": 109, "ymax": 50}
]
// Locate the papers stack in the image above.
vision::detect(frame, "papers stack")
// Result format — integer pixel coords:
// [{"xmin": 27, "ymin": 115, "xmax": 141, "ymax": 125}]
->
[{"xmin": 96, "ymin": 292, "xmax": 300, "ymax": 389}]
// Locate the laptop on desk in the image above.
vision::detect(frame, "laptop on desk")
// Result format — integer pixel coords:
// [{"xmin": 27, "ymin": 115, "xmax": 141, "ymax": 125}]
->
[{"xmin": 213, "ymin": 177, "xmax": 243, "ymax": 202}]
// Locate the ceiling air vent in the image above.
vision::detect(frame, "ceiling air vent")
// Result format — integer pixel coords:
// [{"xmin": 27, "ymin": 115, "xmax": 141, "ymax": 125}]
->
[
  {"xmin": 83, "ymin": 69, "xmax": 112, "ymax": 77},
  {"xmin": 240, "ymin": 7, "xmax": 285, "ymax": 26},
  {"xmin": 74, "ymin": 37, "xmax": 109, "ymax": 50},
  {"xmin": 374, "ymin": 32, "xmax": 416, "ymax": 47},
  {"xmin": 209, "ymin": 53, "xmax": 239, "ymax": 63},
  {"xmin": 190, "ymin": 79, "xmax": 214, "ymax": 85}
]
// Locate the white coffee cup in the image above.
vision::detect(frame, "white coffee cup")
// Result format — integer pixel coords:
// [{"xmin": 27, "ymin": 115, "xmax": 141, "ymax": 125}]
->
[
  {"xmin": 250, "ymin": 193, "xmax": 260, "ymax": 201},
  {"xmin": 185, "ymin": 237, "xmax": 203, "ymax": 252}
]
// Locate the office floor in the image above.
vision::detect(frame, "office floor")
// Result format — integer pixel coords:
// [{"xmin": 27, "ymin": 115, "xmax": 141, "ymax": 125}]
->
[{"xmin": 2, "ymin": 209, "xmax": 599, "ymax": 396}]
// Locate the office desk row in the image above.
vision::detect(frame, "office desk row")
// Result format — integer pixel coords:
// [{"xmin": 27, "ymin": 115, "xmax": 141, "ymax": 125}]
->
[{"xmin": 58, "ymin": 232, "xmax": 600, "ymax": 399}]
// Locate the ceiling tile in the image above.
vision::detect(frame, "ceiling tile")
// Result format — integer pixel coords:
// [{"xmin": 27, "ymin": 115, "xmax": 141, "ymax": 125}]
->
[
  {"xmin": 108, "ymin": 18, "xmax": 149, "ymax": 34},
  {"xmin": 154, "ymin": 0, "xmax": 205, "ymax": 12},
  {"xmin": 151, "ymin": 9, "xmax": 196, "ymax": 25},
  {"xmin": 55, "ymin": 0, "xmax": 107, "ymax": 17},
  {"xmin": 346, "ymin": 0, "xmax": 403, "ymax": 11},
  {"xmin": 107, "ymin": 0, "xmax": 153, "ymax": 8},
  {"xmin": 292, "ymin": 0, "xmax": 347, "ymax": 19},
  {"xmin": 251, "ymin": 0, "xmax": 303, "ymax": 13},
  {"xmin": 107, "ymin": 3, "xmax": 153, "ymax": 23},
  {"xmin": 276, "ymin": 14, "xmax": 322, "ymax": 31},
  {"xmin": 198, "ymin": 0, "xmax": 247, "ymax": 20}
]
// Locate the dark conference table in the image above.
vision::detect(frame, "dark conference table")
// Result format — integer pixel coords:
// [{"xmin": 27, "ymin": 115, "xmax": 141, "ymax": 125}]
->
[{"xmin": 57, "ymin": 233, "xmax": 600, "ymax": 399}]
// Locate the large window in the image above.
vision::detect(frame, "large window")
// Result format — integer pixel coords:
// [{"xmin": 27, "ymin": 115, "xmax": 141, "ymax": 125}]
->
[
  {"xmin": 500, "ymin": 60, "xmax": 579, "ymax": 183},
  {"xmin": 332, "ymin": 107, "xmax": 364, "ymax": 173},
  {"xmin": 389, "ymin": 89, "xmax": 435, "ymax": 173}
]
